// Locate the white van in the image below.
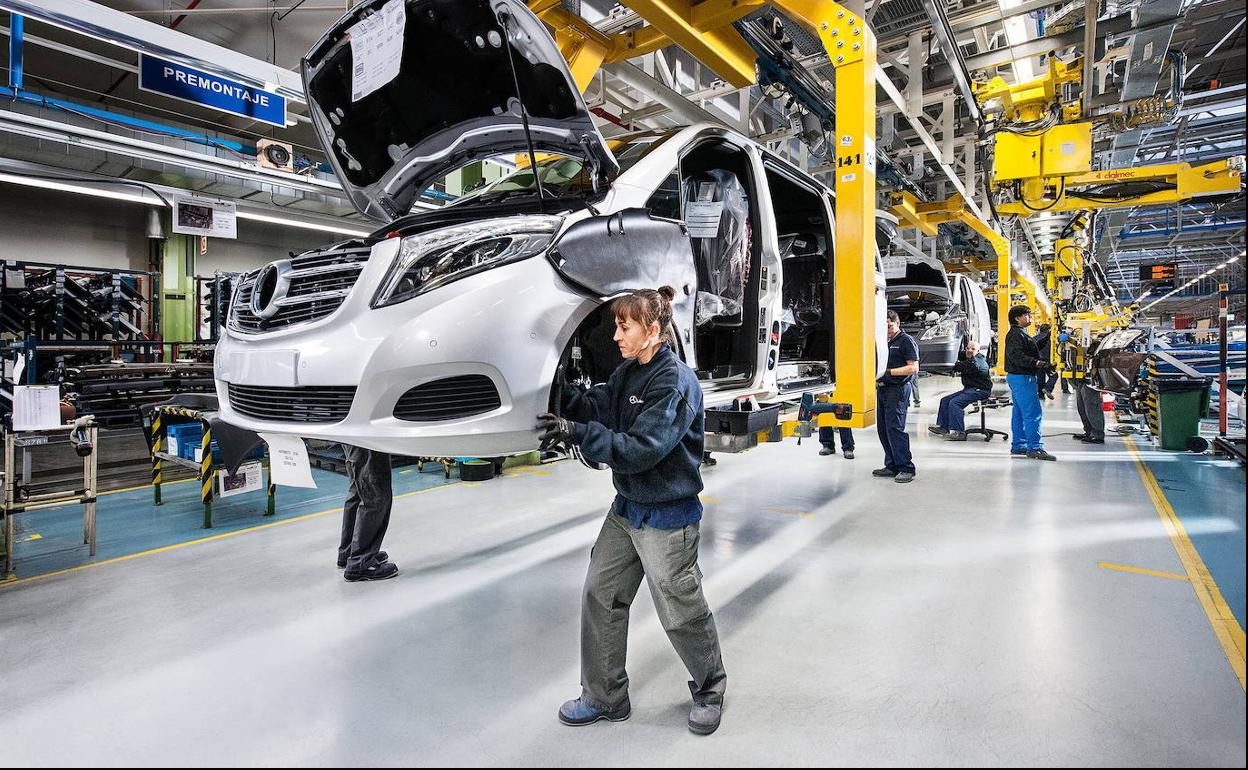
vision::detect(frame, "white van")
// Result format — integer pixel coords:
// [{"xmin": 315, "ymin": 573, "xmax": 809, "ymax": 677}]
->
[{"xmin": 213, "ymin": 0, "xmax": 887, "ymax": 456}]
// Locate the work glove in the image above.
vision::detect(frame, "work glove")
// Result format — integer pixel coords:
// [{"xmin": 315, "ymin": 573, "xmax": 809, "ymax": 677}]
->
[{"xmin": 536, "ymin": 412, "xmax": 576, "ymax": 451}]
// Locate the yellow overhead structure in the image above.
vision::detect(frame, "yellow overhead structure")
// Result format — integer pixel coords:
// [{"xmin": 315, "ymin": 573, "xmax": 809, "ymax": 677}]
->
[
  {"xmin": 994, "ymin": 157, "xmax": 1244, "ymax": 216},
  {"xmin": 973, "ymin": 56, "xmax": 1084, "ymax": 124},
  {"xmin": 527, "ymin": 0, "xmax": 615, "ymax": 92},
  {"xmin": 887, "ymin": 191, "xmax": 1052, "ymax": 372},
  {"xmin": 972, "ymin": 56, "xmax": 1244, "ymax": 216},
  {"xmin": 530, "ymin": 0, "xmax": 879, "ymax": 428}
]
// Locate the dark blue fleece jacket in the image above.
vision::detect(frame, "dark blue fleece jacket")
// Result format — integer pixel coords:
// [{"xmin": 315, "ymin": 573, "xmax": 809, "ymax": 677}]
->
[{"xmin": 563, "ymin": 345, "xmax": 705, "ymax": 528}]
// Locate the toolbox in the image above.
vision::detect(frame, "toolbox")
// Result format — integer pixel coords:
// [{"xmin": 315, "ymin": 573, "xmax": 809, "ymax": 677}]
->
[{"xmin": 703, "ymin": 403, "xmax": 782, "ymax": 435}]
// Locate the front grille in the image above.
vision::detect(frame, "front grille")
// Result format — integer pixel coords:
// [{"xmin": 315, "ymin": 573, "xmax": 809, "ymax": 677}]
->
[
  {"xmin": 230, "ymin": 241, "xmax": 373, "ymax": 333},
  {"xmin": 393, "ymin": 375, "xmax": 502, "ymax": 422},
  {"xmin": 227, "ymin": 383, "xmax": 356, "ymax": 423}
]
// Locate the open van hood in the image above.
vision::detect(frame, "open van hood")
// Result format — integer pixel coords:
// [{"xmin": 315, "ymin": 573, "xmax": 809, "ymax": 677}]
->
[{"xmin": 302, "ymin": 0, "xmax": 618, "ymax": 222}]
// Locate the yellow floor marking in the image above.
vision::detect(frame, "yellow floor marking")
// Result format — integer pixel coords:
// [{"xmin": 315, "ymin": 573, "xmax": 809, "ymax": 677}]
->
[
  {"xmin": 512, "ymin": 467, "xmax": 551, "ymax": 475},
  {"xmin": 0, "ymin": 481, "xmax": 462, "ymax": 590},
  {"xmin": 1098, "ymin": 562, "xmax": 1190, "ymax": 582},
  {"xmin": 699, "ymin": 497, "xmax": 721, "ymax": 503},
  {"xmin": 766, "ymin": 508, "xmax": 813, "ymax": 519},
  {"xmin": 17, "ymin": 533, "xmax": 43, "ymax": 543},
  {"xmin": 1125, "ymin": 436, "xmax": 1246, "ymax": 690}
]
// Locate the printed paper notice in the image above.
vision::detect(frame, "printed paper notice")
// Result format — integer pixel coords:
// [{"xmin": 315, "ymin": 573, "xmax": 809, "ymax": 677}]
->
[
  {"xmin": 218, "ymin": 461, "xmax": 264, "ymax": 498},
  {"xmin": 350, "ymin": 0, "xmax": 406, "ymax": 102},
  {"xmin": 12, "ymin": 385, "xmax": 61, "ymax": 431},
  {"xmin": 684, "ymin": 201, "xmax": 724, "ymax": 238},
  {"xmin": 260, "ymin": 433, "xmax": 317, "ymax": 488},
  {"xmin": 172, "ymin": 196, "xmax": 237, "ymax": 239},
  {"xmin": 881, "ymin": 255, "xmax": 908, "ymax": 280}
]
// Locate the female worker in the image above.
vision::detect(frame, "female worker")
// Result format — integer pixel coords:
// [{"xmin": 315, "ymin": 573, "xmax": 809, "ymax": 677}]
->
[{"xmin": 536, "ymin": 286, "xmax": 727, "ymax": 736}]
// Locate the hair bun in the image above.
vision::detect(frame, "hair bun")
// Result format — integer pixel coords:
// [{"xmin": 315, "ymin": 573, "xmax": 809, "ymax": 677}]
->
[{"xmin": 657, "ymin": 285, "xmax": 676, "ymax": 301}]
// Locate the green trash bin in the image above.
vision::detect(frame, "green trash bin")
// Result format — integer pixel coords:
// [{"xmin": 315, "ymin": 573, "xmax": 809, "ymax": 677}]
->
[{"xmin": 1154, "ymin": 378, "xmax": 1211, "ymax": 451}]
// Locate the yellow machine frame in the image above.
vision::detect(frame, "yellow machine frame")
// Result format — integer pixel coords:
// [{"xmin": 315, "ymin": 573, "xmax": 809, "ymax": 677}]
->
[
  {"xmin": 973, "ymin": 56, "xmax": 1084, "ymax": 124},
  {"xmin": 972, "ymin": 57, "xmax": 1243, "ymax": 214},
  {"xmin": 531, "ymin": 0, "xmax": 880, "ymax": 428},
  {"xmin": 887, "ymin": 191, "xmax": 1052, "ymax": 374}
]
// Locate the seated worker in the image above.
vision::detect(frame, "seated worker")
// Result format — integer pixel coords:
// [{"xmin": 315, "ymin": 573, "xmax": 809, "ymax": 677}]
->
[{"xmin": 929, "ymin": 339, "xmax": 993, "ymax": 441}]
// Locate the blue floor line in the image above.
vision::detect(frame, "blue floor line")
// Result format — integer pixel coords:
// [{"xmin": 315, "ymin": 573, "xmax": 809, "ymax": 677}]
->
[
  {"xmin": 1139, "ymin": 443, "xmax": 1246, "ymax": 631},
  {"xmin": 10, "ymin": 464, "xmax": 457, "ymax": 579}
]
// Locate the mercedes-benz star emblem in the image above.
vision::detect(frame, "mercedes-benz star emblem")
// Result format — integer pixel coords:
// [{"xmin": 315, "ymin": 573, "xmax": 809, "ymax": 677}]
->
[{"xmin": 250, "ymin": 260, "xmax": 292, "ymax": 320}]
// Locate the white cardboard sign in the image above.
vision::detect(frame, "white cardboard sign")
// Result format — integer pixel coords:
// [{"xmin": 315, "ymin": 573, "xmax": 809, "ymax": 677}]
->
[{"xmin": 260, "ymin": 433, "xmax": 317, "ymax": 488}]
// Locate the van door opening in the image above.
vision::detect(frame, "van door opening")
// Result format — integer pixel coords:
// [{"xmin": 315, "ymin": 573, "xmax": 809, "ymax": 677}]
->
[
  {"xmin": 680, "ymin": 139, "xmax": 763, "ymax": 386},
  {"xmin": 764, "ymin": 163, "xmax": 835, "ymax": 392}
]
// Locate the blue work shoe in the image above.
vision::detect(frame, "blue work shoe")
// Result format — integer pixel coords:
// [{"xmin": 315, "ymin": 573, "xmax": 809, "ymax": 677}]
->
[{"xmin": 557, "ymin": 696, "xmax": 630, "ymax": 726}]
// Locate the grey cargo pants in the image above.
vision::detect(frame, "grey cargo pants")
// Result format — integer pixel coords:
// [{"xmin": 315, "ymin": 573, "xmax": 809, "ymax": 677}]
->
[
  {"xmin": 338, "ymin": 445, "xmax": 393, "ymax": 572},
  {"xmin": 580, "ymin": 510, "xmax": 727, "ymax": 710}
]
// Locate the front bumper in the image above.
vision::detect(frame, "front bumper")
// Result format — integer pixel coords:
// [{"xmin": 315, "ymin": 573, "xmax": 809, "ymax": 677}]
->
[
  {"xmin": 918, "ymin": 336, "xmax": 961, "ymax": 373},
  {"xmin": 214, "ymin": 240, "xmax": 593, "ymax": 457}
]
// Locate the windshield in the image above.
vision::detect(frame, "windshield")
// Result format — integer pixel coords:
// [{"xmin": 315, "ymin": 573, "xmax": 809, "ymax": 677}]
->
[
  {"xmin": 1097, "ymin": 328, "xmax": 1146, "ymax": 352},
  {"xmin": 887, "ymin": 289, "xmax": 952, "ymax": 308},
  {"xmin": 461, "ymin": 132, "xmax": 675, "ymax": 203}
]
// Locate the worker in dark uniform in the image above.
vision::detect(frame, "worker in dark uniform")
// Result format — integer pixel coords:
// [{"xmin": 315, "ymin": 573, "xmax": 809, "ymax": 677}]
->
[
  {"xmin": 874, "ymin": 309, "xmax": 920, "ymax": 483},
  {"xmin": 537, "ymin": 286, "xmax": 727, "ymax": 736},
  {"xmin": 1074, "ymin": 380, "xmax": 1107, "ymax": 444},
  {"xmin": 337, "ymin": 445, "xmax": 398, "ymax": 581},
  {"xmin": 1004, "ymin": 306, "xmax": 1057, "ymax": 461},
  {"xmin": 1034, "ymin": 324, "xmax": 1058, "ymax": 400},
  {"xmin": 929, "ymin": 338, "xmax": 993, "ymax": 441},
  {"xmin": 818, "ymin": 425, "xmax": 855, "ymax": 459}
]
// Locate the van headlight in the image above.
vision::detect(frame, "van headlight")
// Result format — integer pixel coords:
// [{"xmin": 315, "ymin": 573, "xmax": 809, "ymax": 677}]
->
[
  {"xmin": 921, "ymin": 319, "xmax": 959, "ymax": 340},
  {"xmin": 372, "ymin": 216, "xmax": 561, "ymax": 308}
]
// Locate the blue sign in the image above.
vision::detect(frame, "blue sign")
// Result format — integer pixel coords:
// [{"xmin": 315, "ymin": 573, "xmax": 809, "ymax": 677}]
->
[{"xmin": 139, "ymin": 55, "xmax": 286, "ymax": 128}]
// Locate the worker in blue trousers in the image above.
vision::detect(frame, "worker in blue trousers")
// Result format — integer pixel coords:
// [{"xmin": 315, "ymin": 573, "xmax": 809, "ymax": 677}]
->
[
  {"xmin": 796, "ymin": 394, "xmax": 855, "ymax": 459},
  {"xmin": 873, "ymin": 310, "xmax": 920, "ymax": 483},
  {"xmin": 929, "ymin": 338, "xmax": 993, "ymax": 441},
  {"xmin": 1003, "ymin": 306, "xmax": 1057, "ymax": 461}
]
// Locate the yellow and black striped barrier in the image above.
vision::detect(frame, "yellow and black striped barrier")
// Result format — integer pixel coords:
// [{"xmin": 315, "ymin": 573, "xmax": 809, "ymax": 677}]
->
[
  {"xmin": 150, "ymin": 411, "xmax": 163, "ymax": 506},
  {"xmin": 199, "ymin": 424, "xmax": 214, "ymax": 530},
  {"xmin": 150, "ymin": 406, "xmax": 276, "ymax": 529}
]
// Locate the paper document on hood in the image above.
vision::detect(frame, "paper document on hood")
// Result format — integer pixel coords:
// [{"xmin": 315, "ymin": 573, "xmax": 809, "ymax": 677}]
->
[
  {"xmin": 881, "ymin": 255, "xmax": 908, "ymax": 280},
  {"xmin": 260, "ymin": 433, "xmax": 317, "ymax": 488},
  {"xmin": 350, "ymin": 0, "xmax": 406, "ymax": 102}
]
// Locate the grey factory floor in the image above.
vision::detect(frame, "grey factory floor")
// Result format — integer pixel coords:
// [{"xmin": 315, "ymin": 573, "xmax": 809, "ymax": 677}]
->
[{"xmin": 2, "ymin": 382, "xmax": 1245, "ymax": 767}]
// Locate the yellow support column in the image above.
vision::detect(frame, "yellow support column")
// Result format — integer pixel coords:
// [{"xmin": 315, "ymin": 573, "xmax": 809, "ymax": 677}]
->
[
  {"xmin": 997, "ymin": 245, "xmax": 1011, "ymax": 376},
  {"xmin": 777, "ymin": 0, "xmax": 878, "ymax": 428}
]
